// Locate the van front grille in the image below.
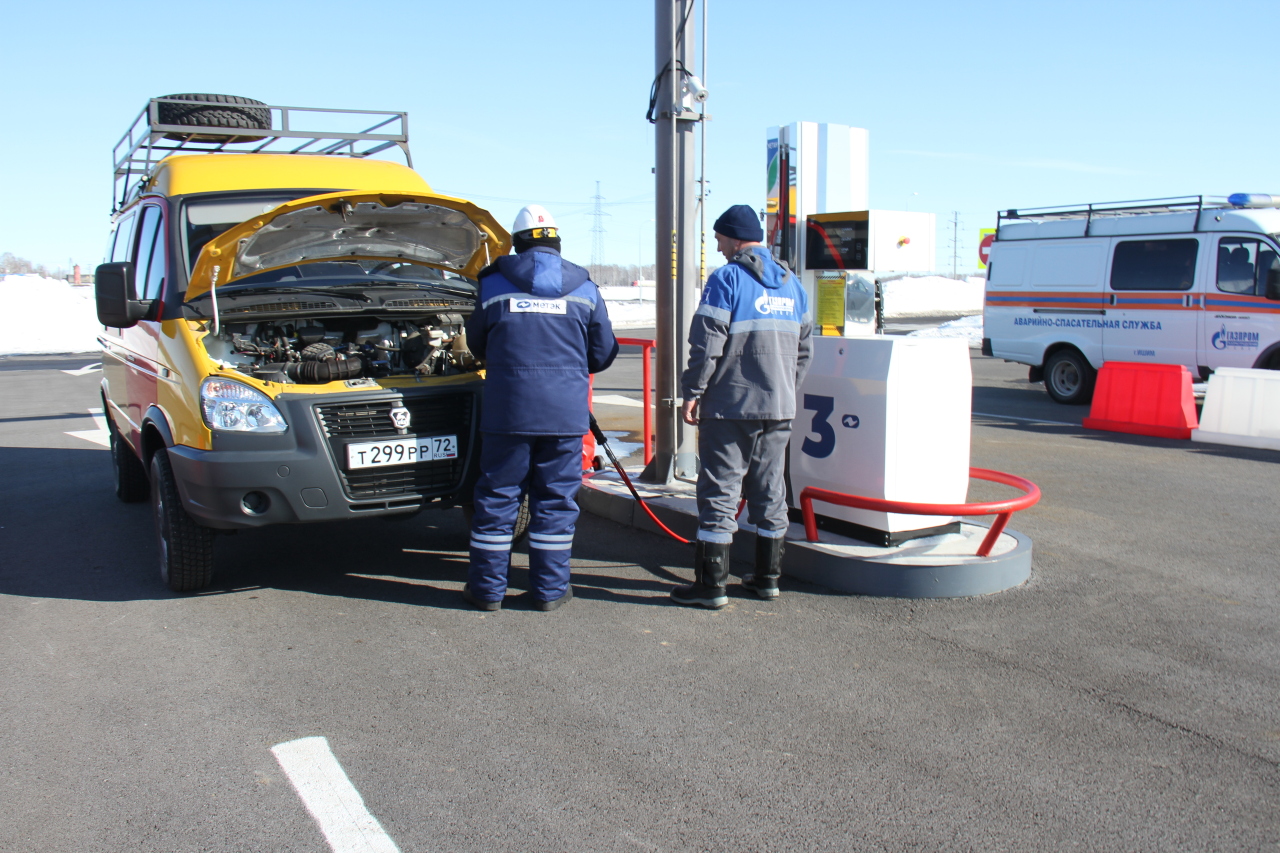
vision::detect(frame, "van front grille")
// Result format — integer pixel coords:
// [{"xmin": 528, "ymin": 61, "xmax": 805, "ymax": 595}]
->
[{"xmin": 314, "ymin": 392, "xmax": 475, "ymax": 500}]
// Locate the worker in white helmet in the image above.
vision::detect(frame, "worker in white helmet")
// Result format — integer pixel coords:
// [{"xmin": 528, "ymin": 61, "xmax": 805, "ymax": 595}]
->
[{"xmin": 462, "ymin": 205, "xmax": 619, "ymax": 611}]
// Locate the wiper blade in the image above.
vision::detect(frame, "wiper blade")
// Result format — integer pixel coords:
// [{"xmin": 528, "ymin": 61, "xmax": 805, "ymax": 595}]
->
[{"xmin": 189, "ymin": 285, "xmax": 372, "ymax": 303}]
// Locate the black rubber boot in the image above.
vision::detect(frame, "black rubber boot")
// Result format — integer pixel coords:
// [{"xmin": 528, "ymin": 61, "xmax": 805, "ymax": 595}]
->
[
  {"xmin": 671, "ymin": 541, "xmax": 731, "ymax": 609},
  {"xmin": 742, "ymin": 535, "xmax": 784, "ymax": 600}
]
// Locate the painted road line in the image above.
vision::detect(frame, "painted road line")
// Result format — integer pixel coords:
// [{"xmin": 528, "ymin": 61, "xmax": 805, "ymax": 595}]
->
[
  {"xmin": 972, "ymin": 411, "xmax": 1080, "ymax": 428},
  {"xmin": 66, "ymin": 407, "xmax": 109, "ymax": 447},
  {"xmin": 592, "ymin": 394, "xmax": 644, "ymax": 408},
  {"xmin": 61, "ymin": 363, "xmax": 102, "ymax": 376},
  {"xmin": 271, "ymin": 736, "xmax": 401, "ymax": 853}
]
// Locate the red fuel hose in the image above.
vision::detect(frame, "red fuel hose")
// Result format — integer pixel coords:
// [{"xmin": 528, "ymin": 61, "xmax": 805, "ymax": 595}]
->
[{"xmin": 590, "ymin": 414, "xmax": 693, "ymax": 545}]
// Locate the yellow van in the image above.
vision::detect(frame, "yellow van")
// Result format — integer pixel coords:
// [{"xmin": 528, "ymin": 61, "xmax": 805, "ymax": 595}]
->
[{"xmin": 96, "ymin": 95, "xmax": 512, "ymax": 591}]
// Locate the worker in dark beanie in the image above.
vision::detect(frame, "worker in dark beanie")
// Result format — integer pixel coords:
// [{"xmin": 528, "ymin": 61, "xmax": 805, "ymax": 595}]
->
[
  {"xmin": 463, "ymin": 205, "xmax": 619, "ymax": 612},
  {"xmin": 673, "ymin": 204, "xmax": 812, "ymax": 608}
]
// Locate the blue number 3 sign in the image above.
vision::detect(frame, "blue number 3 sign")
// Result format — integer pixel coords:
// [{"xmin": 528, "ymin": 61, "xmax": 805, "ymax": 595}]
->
[{"xmin": 801, "ymin": 394, "xmax": 836, "ymax": 458}]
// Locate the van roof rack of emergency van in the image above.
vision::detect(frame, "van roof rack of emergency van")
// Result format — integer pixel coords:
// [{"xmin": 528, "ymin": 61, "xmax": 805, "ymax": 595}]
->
[
  {"xmin": 112, "ymin": 97, "xmax": 412, "ymax": 211},
  {"xmin": 998, "ymin": 195, "xmax": 1234, "ymax": 226}
]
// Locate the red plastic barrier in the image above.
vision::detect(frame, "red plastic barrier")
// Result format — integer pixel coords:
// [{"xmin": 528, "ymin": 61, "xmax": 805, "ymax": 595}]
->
[
  {"xmin": 582, "ymin": 375, "xmax": 596, "ymax": 471},
  {"xmin": 800, "ymin": 468, "xmax": 1041, "ymax": 558},
  {"xmin": 1082, "ymin": 361, "xmax": 1198, "ymax": 440}
]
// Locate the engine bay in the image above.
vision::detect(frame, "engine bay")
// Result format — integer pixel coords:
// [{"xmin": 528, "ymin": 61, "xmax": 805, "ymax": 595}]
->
[{"xmin": 202, "ymin": 312, "xmax": 479, "ymax": 384}]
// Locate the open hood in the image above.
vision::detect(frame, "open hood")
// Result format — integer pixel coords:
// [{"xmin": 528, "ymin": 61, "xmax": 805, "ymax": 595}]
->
[{"xmin": 187, "ymin": 191, "xmax": 510, "ymax": 299}]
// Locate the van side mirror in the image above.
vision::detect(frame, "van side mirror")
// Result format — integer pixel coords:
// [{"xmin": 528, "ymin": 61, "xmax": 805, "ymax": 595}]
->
[
  {"xmin": 95, "ymin": 262, "xmax": 148, "ymax": 328},
  {"xmin": 1267, "ymin": 265, "xmax": 1280, "ymax": 301}
]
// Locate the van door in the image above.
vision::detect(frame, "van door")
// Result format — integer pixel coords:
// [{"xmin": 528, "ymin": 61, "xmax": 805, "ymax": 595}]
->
[
  {"xmin": 1200, "ymin": 235, "xmax": 1280, "ymax": 369},
  {"xmin": 101, "ymin": 209, "xmax": 138, "ymax": 436},
  {"xmin": 102, "ymin": 204, "xmax": 165, "ymax": 443},
  {"xmin": 1102, "ymin": 237, "xmax": 1201, "ymax": 368}
]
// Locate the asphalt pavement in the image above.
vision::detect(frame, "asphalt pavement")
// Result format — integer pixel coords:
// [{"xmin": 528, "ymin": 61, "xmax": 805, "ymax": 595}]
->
[{"xmin": 1, "ymin": 347, "xmax": 1277, "ymax": 852}]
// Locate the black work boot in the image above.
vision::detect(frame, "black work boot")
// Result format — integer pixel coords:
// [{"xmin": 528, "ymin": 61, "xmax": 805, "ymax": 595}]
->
[
  {"xmin": 671, "ymin": 541, "xmax": 731, "ymax": 609},
  {"xmin": 742, "ymin": 535, "xmax": 784, "ymax": 600}
]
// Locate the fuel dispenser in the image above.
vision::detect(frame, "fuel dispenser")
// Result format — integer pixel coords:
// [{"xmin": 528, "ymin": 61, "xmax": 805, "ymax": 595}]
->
[{"xmin": 769, "ymin": 126, "xmax": 969, "ymax": 547}]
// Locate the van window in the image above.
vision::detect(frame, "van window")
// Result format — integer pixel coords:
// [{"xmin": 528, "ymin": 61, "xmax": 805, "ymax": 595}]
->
[
  {"xmin": 1110, "ymin": 239, "xmax": 1198, "ymax": 291},
  {"xmin": 109, "ymin": 211, "xmax": 138, "ymax": 263},
  {"xmin": 184, "ymin": 194, "xmax": 313, "ymax": 273},
  {"xmin": 1030, "ymin": 243, "xmax": 1105, "ymax": 288},
  {"xmin": 988, "ymin": 246, "xmax": 1027, "ymax": 286},
  {"xmin": 1216, "ymin": 238, "xmax": 1276, "ymax": 296},
  {"xmin": 134, "ymin": 206, "xmax": 167, "ymax": 301}
]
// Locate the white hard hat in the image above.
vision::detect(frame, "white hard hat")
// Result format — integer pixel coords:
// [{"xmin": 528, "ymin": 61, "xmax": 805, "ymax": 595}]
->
[{"xmin": 512, "ymin": 204, "xmax": 557, "ymax": 235}]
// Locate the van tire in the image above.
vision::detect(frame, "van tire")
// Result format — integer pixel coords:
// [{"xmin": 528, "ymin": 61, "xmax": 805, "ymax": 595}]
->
[
  {"xmin": 150, "ymin": 448, "xmax": 216, "ymax": 592},
  {"xmin": 110, "ymin": 420, "xmax": 150, "ymax": 503},
  {"xmin": 156, "ymin": 94, "xmax": 271, "ymax": 143},
  {"xmin": 461, "ymin": 494, "xmax": 531, "ymax": 544},
  {"xmin": 1044, "ymin": 348, "xmax": 1096, "ymax": 405}
]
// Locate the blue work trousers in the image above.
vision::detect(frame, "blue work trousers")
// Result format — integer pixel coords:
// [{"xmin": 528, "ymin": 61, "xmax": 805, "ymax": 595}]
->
[{"xmin": 468, "ymin": 432, "xmax": 583, "ymax": 602}]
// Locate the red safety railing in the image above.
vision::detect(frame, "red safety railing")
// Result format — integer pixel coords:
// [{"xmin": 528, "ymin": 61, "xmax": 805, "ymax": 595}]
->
[
  {"xmin": 800, "ymin": 468, "xmax": 1041, "ymax": 558},
  {"xmin": 616, "ymin": 337, "xmax": 655, "ymax": 465}
]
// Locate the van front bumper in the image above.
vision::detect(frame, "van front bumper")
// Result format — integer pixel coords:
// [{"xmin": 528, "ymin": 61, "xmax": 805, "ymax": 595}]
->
[{"xmin": 166, "ymin": 385, "xmax": 481, "ymax": 530}]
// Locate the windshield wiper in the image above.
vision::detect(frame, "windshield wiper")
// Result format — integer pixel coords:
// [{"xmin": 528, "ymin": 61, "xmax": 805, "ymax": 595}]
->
[{"xmin": 188, "ymin": 285, "xmax": 372, "ymax": 303}]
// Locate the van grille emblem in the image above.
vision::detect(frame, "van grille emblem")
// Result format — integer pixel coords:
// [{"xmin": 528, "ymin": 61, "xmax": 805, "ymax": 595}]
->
[{"xmin": 389, "ymin": 406, "xmax": 411, "ymax": 431}]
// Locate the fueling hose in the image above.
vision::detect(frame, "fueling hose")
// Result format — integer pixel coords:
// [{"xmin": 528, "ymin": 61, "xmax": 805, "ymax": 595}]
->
[{"xmin": 588, "ymin": 413, "xmax": 744, "ymax": 547}]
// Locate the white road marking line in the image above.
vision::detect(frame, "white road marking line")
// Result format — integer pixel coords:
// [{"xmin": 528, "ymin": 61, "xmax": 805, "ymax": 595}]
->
[
  {"xmin": 61, "ymin": 363, "xmax": 102, "ymax": 376},
  {"xmin": 65, "ymin": 407, "xmax": 110, "ymax": 447},
  {"xmin": 592, "ymin": 394, "xmax": 645, "ymax": 408},
  {"xmin": 271, "ymin": 736, "xmax": 401, "ymax": 853},
  {"xmin": 972, "ymin": 411, "xmax": 1080, "ymax": 427}
]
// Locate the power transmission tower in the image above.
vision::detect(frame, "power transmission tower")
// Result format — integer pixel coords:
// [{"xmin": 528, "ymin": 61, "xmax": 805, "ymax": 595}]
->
[
  {"xmin": 590, "ymin": 181, "xmax": 608, "ymax": 281},
  {"xmin": 949, "ymin": 211, "xmax": 962, "ymax": 277}
]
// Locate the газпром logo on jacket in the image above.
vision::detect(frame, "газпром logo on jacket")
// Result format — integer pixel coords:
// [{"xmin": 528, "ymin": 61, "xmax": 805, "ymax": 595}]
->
[{"xmin": 754, "ymin": 294, "xmax": 795, "ymax": 316}]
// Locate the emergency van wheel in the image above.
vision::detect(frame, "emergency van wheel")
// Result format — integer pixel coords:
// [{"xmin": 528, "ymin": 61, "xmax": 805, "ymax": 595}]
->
[
  {"xmin": 109, "ymin": 420, "xmax": 149, "ymax": 503},
  {"xmin": 1044, "ymin": 348, "xmax": 1096, "ymax": 405},
  {"xmin": 461, "ymin": 494, "xmax": 531, "ymax": 544},
  {"xmin": 149, "ymin": 448, "xmax": 216, "ymax": 592},
  {"xmin": 156, "ymin": 93, "xmax": 271, "ymax": 142}
]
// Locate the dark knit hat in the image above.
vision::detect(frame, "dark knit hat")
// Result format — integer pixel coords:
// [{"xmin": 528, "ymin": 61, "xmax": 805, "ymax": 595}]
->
[{"xmin": 713, "ymin": 204, "xmax": 764, "ymax": 242}]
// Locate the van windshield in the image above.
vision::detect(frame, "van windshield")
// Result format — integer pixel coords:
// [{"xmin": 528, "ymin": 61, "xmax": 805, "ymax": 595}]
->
[{"xmin": 183, "ymin": 193, "xmax": 320, "ymax": 274}]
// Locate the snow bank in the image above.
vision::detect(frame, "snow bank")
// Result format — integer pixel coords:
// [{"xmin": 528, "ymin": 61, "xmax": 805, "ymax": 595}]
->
[
  {"xmin": 908, "ymin": 314, "xmax": 983, "ymax": 347},
  {"xmin": 881, "ymin": 276, "xmax": 984, "ymax": 318},
  {"xmin": 0, "ymin": 275, "xmax": 101, "ymax": 355}
]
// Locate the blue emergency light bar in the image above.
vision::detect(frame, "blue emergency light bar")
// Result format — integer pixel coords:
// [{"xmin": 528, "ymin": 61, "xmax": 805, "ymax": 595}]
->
[{"xmin": 1228, "ymin": 193, "xmax": 1280, "ymax": 208}]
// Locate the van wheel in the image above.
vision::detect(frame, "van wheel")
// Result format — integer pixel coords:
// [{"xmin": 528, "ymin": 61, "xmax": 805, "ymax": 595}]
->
[
  {"xmin": 150, "ymin": 449, "xmax": 216, "ymax": 592},
  {"xmin": 109, "ymin": 421, "xmax": 149, "ymax": 503},
  {"xmin": 461, "ymin": 493, "xmax": 531, "ymax": 544},
  {"xmin": 1044, "ymin": 349, "xmax": 1096, "ymax": 405},
  {"xmin": 156, "ymin": 93, "xmax": 271, "ymax": 143}
]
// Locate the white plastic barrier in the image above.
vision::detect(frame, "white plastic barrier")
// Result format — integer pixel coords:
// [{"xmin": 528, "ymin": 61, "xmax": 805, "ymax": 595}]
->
[
  {"xmin": 1191, "ymin": 367, "xmax": 1280, "ymax": 451},
  {"xmin": 788, "ymin": 336, "xmax": 972, "ymax": 546}
]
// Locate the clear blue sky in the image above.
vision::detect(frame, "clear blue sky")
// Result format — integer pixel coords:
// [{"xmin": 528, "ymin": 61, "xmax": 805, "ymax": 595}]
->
[{"xmin": 4, "ymin": 0, "xmax": 1278, "ymax": 274}]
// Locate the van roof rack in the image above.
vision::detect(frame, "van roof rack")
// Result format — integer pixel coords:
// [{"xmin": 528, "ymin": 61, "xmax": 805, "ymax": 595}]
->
[
  {"xmin": 998, "ymin": 195, "xmax": 1230, "ymax": 228},
  {"xmin": 112, "ymin": 97, "xmax": 412, "ymax": 211}
]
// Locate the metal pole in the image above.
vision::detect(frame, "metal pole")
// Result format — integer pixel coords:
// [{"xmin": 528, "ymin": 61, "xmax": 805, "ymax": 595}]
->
[{"xmin": 645, "ymin": 0, "xmax": 699, "ymax": 483}]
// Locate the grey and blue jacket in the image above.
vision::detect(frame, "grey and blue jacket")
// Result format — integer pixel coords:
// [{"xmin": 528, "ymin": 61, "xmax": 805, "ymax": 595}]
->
[
  {"xmin": 467, "ymin": 246, "xmax": 619, "ymax": 435},
  {"xmin": 681, "ymin": 246, "xmax": 812, "ymax": 420}
]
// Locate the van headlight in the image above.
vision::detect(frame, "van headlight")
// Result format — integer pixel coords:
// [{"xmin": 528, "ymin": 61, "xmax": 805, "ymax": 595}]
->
[{"xmin": 200, "ymin": 378, "xmax": 288, "ymax": 433}]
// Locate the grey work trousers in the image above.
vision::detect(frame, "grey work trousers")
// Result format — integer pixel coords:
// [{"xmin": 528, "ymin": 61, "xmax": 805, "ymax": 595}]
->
[{"xmin": 695, "ymin": 418, "xmax": 792, "ymax": 544}]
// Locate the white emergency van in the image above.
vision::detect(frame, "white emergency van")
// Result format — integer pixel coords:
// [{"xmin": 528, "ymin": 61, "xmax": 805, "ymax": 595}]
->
[{"xmin": 982, "ymin": 195, "xmax": 1280, "ymax": 403}]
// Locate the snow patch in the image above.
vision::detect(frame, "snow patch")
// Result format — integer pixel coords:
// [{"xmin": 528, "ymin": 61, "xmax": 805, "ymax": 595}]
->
[
  {"xmin": 881, "ymin": 276, "xmax": 984, "ymax": 318},
  {"xmin": 0, "ymin": 275, "xmax": 102, "ymax": 355},
  {"xmin": 908, "ymin": 313, "xmax": 984, "ymax": 347}
]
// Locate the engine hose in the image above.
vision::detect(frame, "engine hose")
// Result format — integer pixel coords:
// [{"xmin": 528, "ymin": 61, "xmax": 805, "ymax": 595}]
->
[{"xmin": 284, "ymin": 355, "xmax": 363, "ymax": 383}]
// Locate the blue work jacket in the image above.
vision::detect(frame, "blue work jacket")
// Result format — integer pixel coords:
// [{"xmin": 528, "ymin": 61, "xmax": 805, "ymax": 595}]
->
[{"xmin": 466, "ymin": 246, "xmax": 619, "ymax": 435}]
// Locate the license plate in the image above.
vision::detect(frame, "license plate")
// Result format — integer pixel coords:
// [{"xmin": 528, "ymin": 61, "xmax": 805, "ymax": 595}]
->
[{"xmin": 346, "ymin": 435, "xmax": 458, "ymax": 469}]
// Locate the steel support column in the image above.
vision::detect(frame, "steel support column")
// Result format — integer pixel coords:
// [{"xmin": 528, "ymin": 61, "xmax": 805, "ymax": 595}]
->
[{"xmin": 645, "ymin": 0, "xmax": 700, "ymax": 483}]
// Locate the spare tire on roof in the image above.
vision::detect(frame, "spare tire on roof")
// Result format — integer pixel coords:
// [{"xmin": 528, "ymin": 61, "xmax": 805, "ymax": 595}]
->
[{"xmin": 155, "ymin": 93, "xmax": 272, "ymax": 143}]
